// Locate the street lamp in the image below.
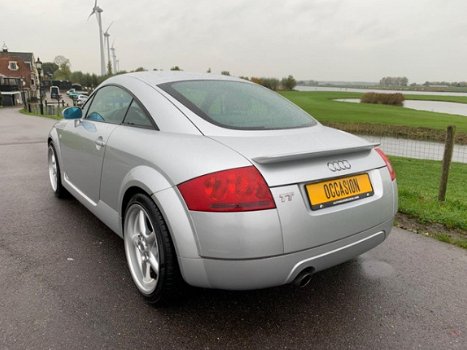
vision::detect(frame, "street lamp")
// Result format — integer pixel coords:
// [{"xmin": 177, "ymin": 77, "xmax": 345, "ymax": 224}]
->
[{"xmin": 36, "ymin": 57, "xmax": 43, "ymax": 115}]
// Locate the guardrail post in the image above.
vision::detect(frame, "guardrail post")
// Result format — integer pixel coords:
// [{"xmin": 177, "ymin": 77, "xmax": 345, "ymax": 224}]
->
[{"xmin": 438, "ymin": 125, "xmax": 456, "ymax": 202}]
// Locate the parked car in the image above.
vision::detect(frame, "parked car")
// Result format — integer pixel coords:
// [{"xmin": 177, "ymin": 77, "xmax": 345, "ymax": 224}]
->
[
  {"xmin": 75, "ymin": 94, "xmax": 88, "ymax": 107},
  {"xmin": 67, "ymin": 88, "xmax": 88, "ymax": 99},
  {"xmin": 47, "ymin": 72, "xmax": 398, "ymax": 304},
  {"xmin": 50, "ymin": 86, "xmax": 60, "ymax": 99}
]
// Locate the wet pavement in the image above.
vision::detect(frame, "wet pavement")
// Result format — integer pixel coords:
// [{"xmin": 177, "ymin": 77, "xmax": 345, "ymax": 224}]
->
[{"xmin": 0, "ymin": 108, "xmax": 466, "ymax": 349}]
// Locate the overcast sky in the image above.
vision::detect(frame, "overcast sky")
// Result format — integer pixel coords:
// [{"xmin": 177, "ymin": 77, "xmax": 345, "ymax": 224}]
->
[{"xmin": 1, "ymin": 0, "xmax": 466, "ymax": 83}]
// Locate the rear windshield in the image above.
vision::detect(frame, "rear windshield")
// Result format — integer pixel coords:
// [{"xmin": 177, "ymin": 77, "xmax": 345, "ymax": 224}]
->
[{"xmin": 158, "ymin": 80, "xmax": 317, "ymax": 130}]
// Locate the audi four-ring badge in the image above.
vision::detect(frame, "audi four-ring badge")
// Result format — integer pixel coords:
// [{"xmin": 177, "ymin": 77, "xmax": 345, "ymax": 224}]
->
[
  {"xmin": 327, "ymin": 160, "xmax": 351, "ymax": 172},
  {"xmin": 47, "ymin": 72, "xmax": 398, "ymax": 304}
]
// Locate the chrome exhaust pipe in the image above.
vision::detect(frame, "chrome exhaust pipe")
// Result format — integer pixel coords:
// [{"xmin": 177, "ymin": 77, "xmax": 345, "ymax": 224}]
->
[{"xmin": 293, "ymin": 268, "xmax": 314, "ymax": 288}]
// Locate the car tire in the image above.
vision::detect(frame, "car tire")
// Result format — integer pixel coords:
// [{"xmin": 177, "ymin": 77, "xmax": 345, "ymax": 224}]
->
[
  {"xmin": 123, "ymin": 193, "xmax": 182, "ymax": 305},
  {"xmin": 48, "ymin": 143, "xmax": 68, "ymax": 198}
]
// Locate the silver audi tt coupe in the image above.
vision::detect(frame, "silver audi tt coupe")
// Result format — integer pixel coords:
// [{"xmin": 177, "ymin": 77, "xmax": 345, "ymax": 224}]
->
[{"xmin": 48, "ymin": 72, "xmax": 398, "ymax": 304}]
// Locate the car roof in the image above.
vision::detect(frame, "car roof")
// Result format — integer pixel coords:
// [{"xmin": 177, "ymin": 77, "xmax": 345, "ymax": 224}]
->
[{"xmin": 108, "ymin": 71, "xmax": 247, "ymax": 86}]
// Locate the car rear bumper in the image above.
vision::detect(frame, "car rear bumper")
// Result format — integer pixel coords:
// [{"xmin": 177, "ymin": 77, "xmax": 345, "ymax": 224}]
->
[{"xmin": 178, "ymin": 218, "xmax": 393, "ymax": 290}]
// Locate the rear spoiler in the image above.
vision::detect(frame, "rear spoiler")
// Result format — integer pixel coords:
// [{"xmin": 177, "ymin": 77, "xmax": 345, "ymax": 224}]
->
[{"xmin": 252, "ymin": 143, "xmax": 380, "ymax": 164}]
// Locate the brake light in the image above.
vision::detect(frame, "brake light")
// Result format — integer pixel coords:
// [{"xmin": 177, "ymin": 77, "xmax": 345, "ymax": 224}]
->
[
  {"xmin": 375, "ymin": 148, "xmax": 396, "ymax": 181},
  {"xmin": 178, "ymin": 166, "xmax": 276, "ymax": 212}
]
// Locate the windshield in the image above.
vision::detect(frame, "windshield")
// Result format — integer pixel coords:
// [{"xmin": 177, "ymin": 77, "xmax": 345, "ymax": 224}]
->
[{"xmin": 158, "ymin": 80, "xmax": 317, "ymax": 130}]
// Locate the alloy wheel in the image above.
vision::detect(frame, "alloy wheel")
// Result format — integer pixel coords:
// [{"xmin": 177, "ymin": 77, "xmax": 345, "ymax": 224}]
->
[
  {"xmin": 124, "ymin": 204, "xmax": 160, "ymax": 295},
  {"xmin": 48, "ymin": 145, "xmax": 58, "ymax": 191}
]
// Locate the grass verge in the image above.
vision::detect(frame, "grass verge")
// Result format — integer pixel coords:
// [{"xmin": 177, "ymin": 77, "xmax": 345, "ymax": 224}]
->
[
  {"xmin": 19, "ymin": 108, "xmax": 62, "ymax": 120},
  {"xmin": 396, "ymin": 213, "xmax": 467, "ymax": 249},
  {"xmin": 391, "ymin": 156, "xmax": 466, "ymax": 248},
  {"xmin": 281, "ymin": 91, "xmax": 467, "ymax": 144}
]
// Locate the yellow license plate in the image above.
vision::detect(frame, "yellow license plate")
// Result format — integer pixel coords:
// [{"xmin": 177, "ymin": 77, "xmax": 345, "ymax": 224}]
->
[{"xmin": 306, "ymin": 173, "xmax": 374, "ymax": 210}]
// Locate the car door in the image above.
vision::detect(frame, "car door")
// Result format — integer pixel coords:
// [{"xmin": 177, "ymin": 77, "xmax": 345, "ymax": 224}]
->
[{"xmin": 59, "ymin": 85, "xmax": 133, "ymax": 205}]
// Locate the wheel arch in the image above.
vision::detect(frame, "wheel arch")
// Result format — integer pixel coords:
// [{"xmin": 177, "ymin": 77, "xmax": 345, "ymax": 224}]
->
[
  {"xmin": 118, "ymin": 166, "xmax": 171, "ymax": 227},
  {"xmin": 120, "ymin": 184, "xmax": 202, "ymax": 286},
  {"xmin": 121, "ymin": 186, "xmax": 149, "ymax": 227},
  {"xmin": 118, "ymin": 166, "xmax": 201, "ymax": 260},
  {"xmin": 48, "ymin": 128, "xmax": 59, "ymax": 146},
  {"xmin": 47, "ymin": 129, "xmax": 63, "ymax": 159}
]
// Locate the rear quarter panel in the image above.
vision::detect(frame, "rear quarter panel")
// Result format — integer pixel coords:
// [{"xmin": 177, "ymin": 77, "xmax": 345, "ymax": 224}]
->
[{"xmin": 100, "ymin": 126, "xmax": 252, "ymax": 257}]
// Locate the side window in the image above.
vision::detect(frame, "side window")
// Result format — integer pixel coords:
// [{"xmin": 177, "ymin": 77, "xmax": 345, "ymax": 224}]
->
[
  {"xmin": 86, "ymin": 86, "xmax": 132, "ymax": 124},
  {"xmin": 123, "ymin": 100, "xmax": 154, "ymax": 128}
]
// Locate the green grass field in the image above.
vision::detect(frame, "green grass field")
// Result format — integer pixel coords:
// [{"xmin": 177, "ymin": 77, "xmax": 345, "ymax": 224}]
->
[
  {"xmin": 391, "ymin": 156, "xmax": 466, "ymax": 231},
  {"xmin": 280, "ymin": 91, "xmax": 467, "ymax": 136},
  {"xmin": 20, "ymin": 108, "xmax": 62, "ymax": 120},
  {"xmin": 391, "ymin": 156, "xmax": 466, "ymax": 248}
]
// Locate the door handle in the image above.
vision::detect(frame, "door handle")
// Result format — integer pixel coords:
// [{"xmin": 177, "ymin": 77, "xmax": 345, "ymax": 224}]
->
[{"xmin": 95, "ymin": 137, "xmax": 105, "ymax": 147}]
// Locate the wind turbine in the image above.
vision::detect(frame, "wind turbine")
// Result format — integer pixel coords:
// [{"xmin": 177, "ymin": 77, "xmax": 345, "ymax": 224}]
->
[
  {"xmin": 104, "ymin": 22, "xmax": 113, "ymax": 74},
  {"xmin": 88, "ymin": 0, "xmax": 106, "ymax": 76},
  {"xmin": 110, "ymin": 40, "xmax": 117, "ymax": 74}
]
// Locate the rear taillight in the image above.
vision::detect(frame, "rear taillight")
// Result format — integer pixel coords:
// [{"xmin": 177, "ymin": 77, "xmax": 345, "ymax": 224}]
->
[
  {"xmin": 178, "ymin": 166, "xmax": 276, "ymax": 212},
  {"xmin": 375, "ymin": 148, "xmax": 396, "ymax": 181}
]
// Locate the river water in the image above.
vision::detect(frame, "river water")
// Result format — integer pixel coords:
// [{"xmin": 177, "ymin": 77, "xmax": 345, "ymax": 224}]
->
[
  {"xmin": 296, "ymin": 85, "xmax": 467, "ymax": 97},
  {"xmin": 334, "ymin": 98, "xmax": 467, "ymax": 117}
]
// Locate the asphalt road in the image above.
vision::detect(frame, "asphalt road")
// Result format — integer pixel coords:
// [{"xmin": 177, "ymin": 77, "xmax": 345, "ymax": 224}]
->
[{"xmin": 0, "ymin": 108, "xmax": 466, "ymax": 349}]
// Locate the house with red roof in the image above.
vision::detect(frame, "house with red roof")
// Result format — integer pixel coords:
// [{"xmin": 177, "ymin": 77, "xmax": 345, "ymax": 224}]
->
[{"xmin": 0, "ymin": 44, "xmax": 39, "ymax": 106}]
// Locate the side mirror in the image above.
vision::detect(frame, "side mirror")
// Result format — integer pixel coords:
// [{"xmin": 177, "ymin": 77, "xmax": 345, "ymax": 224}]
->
[{"xmin": 62, "ymin": 106, "xmax": 82, "ymax": 120}]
